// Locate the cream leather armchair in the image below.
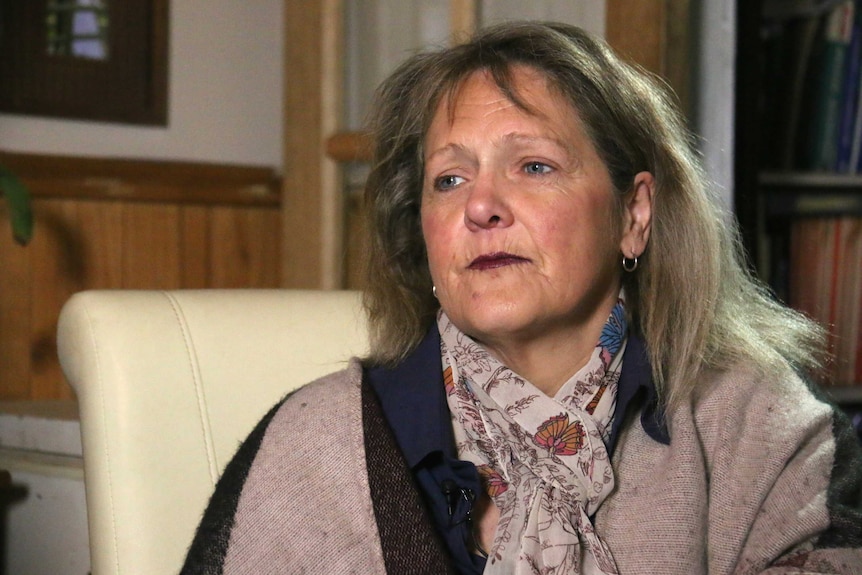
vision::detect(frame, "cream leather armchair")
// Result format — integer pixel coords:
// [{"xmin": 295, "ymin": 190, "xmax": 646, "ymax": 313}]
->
[{"xmin": 57, "ymin": 289, "xmax": 368, "ymax": 575}]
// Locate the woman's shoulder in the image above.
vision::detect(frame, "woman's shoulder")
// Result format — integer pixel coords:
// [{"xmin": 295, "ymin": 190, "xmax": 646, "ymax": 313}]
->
[
  {"xmin": 230, "ymin": 357, "xmax": 370, "ymax": 507},
  {"xmin": 196, "ymin": 357, "xmax": 388, "ymax": 574},
  {"xmin": 687, "ymin": 363, "xmax": 843, "ymax": 469},
  {"xmin": 268, "ymin": 358, "xmax": 365, "ymax": 429},
  {"xmin": 694, "ymin": 364, "xmax": 831, "ymax": 429}
]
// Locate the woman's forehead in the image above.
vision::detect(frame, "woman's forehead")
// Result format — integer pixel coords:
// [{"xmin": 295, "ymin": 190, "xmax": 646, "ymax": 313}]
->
[{"xmin": 436, "ymin": 66, "xmax": 576, "ymax": 127}]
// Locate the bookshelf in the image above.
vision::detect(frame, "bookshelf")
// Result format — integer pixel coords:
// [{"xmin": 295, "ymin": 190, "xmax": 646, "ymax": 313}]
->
[
  {"xmin": 760, "ymin": 172, "xmax": 862, "ymax": 218},
  {"xmin": 735, "ymin": 0, "xmax": 862, "ymax": 417}
]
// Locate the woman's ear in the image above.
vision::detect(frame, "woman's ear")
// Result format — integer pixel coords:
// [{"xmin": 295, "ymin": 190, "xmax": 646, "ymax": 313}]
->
[{"xmin": 620, "ymin": 171, "xmax": 654, "ymax": 258}]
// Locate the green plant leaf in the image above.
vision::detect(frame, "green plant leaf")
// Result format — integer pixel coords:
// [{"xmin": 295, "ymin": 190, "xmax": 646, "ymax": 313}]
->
[{"xmin": 0, "ymin": 165, "xmax": 34, "ymax": 246}]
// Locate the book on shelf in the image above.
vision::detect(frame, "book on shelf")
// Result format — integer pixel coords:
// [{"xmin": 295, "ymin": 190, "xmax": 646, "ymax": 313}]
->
[
  {"xmin": 837, "ymin": 17, "xmax": 862, "ymax": 171},
  {"xmin": 803, "ymin": 1, "xmax": 855, "ymax": 171},
  {"xmin": 760, "ymin": 0, "xmax": 862, "ymax": 173},
  {"xmin": 849, "ymin": 23, "xmax": 862, "ymax": 170},
  {"xmin": 761, "ymin": 15, "xmax": 821, "ymax": 170},
  {"xmin": 789, "ymin": 217, "xmax": 862, "ymax": 386}
]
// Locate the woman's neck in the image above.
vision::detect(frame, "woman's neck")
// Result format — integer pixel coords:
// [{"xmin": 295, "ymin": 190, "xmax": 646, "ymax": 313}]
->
[{"xmin": 480, "ymin": 330, "xmax": 597, "ymax": 396}]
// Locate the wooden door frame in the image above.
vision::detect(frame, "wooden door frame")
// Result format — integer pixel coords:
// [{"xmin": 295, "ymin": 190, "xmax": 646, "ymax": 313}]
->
[
  {"xmin": 281, "ymin": 0, "xmax": 342, "ymax": 288},
  {"xmin": 606, "ymin": 0, "xmax": 692, "ymax": 116}
]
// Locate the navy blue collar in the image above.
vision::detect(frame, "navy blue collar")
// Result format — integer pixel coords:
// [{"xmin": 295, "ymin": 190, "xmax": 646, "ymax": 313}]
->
[
  {"xmin": 609, "ymin": 331, "xmax": 669, "ymax": 453},
  {"xmin": 366, "ymin": 324, "xmax": 669, "ymax": 469},
  {"xmin": 366, "ymin": 326, "xmax": 457, "ymax": 467}
]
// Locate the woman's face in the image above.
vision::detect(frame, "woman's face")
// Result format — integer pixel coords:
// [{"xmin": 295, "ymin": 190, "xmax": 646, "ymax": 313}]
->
[{"xmin": 421, "ymin": 66, "xmax": 651, "ymax": 364}]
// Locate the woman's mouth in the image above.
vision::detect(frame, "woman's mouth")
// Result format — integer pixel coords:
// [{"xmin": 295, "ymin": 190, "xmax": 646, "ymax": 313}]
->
[{"xmin": 468, "ymin": 252, "xmax": 530, "ymax": 271}]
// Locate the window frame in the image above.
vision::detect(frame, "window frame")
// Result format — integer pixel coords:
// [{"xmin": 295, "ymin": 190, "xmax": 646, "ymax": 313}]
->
[{"xmin": 0, "ymin": 0, "xmax": 169, "ymax": 125}]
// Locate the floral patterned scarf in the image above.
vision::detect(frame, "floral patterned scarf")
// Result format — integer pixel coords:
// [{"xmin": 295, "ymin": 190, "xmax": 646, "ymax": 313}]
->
[{"xmin": 438, "ymin": 295, "xmax": 627, "ymax": 575}]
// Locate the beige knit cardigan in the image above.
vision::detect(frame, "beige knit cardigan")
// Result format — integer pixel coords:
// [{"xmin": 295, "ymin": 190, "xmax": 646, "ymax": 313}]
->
[{"xmin": 183, "ymin": 360, "xmax": 862, "ymax": 574}]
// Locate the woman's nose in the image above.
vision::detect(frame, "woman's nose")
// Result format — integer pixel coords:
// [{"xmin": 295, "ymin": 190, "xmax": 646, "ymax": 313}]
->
[{"xmin": 464, "ymin": 173, "xmax": 514, "ymax": 231}]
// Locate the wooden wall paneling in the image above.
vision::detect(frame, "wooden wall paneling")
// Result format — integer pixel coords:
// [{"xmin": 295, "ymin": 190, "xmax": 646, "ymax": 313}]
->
[
  {"xmin": 121, "ymin": 203, "xmax": 182, "ymax": 289},
  {"xmin": 28, "ymin": 199, "xmax": 84, "ymax": 400},
  {"xmin": 282, "ymin": 0, "xmax": 344, "ymax": 289},
  {"xmin": 180, "ymin": 205, "xmax": 211, "ymax": 289},
  {"xmin": 208, "ymin": 207, "xmax": 243, "ymax": 288},
  {"xmin": 76, "ymin": 200, "xmax": 125, "ymax": 289},
  {"xmin": 209, "ymin": 208, "xmax": 233, "ymax": 287},
  {"xmin": 1, "ymin": 151, "xmax": 282, "ymax": 400},
  {"xmin": 1, "ymin": 198, "xmax": 126, "ymax": 400},
  {"xmin": 0, "ymin": 204, "xmax": 33, "ymax": 400},
  {"xmin": 252, "ymin": 207, "xmax": 282, "ymax": 288},
  {"xmin": 208, "ymin": 206, "xmax": 281, "ymax": 288}
]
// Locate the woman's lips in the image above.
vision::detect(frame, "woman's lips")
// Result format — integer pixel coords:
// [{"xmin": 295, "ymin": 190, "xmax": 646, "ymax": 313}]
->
[{"xmin": 468, "ymin": 252, "xmax": 530, "ymax": 270}]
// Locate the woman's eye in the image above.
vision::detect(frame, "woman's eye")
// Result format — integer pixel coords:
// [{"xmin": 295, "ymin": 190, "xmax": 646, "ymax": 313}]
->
[
  {"xmin": 524, "ymin": 161, "xmax": 552, "ymax": 175},
  {"xmin": 434, "ymin": 174, "xmax": 465, "ymax": 190}
]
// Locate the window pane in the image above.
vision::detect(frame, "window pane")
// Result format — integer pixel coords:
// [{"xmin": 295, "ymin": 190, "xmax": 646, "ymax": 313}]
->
[{"xmin": 46, "ymin": 0, "xmax": 109, "ymax": 60}]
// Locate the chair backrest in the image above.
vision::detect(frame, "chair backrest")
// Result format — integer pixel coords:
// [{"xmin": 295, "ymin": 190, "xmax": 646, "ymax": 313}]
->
[{"xmin": 57, "ymin": 289, "xmax": 368, "ymax": 575}]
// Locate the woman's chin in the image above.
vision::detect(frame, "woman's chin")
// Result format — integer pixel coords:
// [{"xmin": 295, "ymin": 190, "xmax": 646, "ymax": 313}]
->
[{"xmin": 448, "ymin": 302, "xmax": 539, "ymax": 346}]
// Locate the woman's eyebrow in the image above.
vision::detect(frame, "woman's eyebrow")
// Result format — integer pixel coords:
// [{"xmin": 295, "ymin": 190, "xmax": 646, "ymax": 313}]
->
[
  {"xmin": 425, "ymin": 143, "xmax": 471, "ymax": 163},
  {"xmin": 500, "ymin": 132, "xmax": 573, "ymax": 155},
  {"xmin": 424, "ymin": 132, "xmax": 575, "ymax": 165}
]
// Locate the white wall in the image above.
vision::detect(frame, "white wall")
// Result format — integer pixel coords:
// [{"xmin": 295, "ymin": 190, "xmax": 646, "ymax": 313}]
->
[
  {"xmin": 5, "ymin": 470, "xmax": 89, "ymax": 575},
  {"xmin": 481, "ymin": 0, "xmax": 605, "ymax": 35},
  {"xmin": 0, "ymin": 404, "xmax": 89, "ymax": 574},
  {"xmin": 344, "ymin": 0, "xmax": 452, "ymax": 130},
  {"xmin": 0, "ymin": 1, "xmax": 284, "ymax": 168},
  {"xmin": 693, "ymin": 0, "xmax": 736, "ymax": 208}
]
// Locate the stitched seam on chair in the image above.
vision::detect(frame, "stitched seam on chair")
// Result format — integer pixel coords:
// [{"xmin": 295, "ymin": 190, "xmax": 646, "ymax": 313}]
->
[
  {"xmin": 80, "ymin": 295, "xmax": 122, "ymax": 574},
  {"xmin": 164, "ymin": 291, "xmax": 220, "ymax": 482}
]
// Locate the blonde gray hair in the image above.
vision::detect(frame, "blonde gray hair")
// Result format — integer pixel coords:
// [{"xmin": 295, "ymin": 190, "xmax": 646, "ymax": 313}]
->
[{"xmin": 362, "ymin": 21, "xmax": 826, "ymax": 414}]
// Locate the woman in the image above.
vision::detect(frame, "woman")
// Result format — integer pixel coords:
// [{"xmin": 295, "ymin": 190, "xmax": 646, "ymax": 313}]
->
[{"xmin": 182, "ymin": 22, "xmax": 862, "ymax": 574}]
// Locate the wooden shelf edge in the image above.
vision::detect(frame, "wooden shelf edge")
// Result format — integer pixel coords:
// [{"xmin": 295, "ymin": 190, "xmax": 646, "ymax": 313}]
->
[
  {"xmin": 325, "ymin": 131, "xmax": 372, "ymax": 163},
  {"xmin": 759, "ymin": 171, "xmax": 862, "ymax": 217},
  {"xmin": 0, "ymin": 150, "xmax": 282, "ymax": 207},
  {"xmin": 759, "ymin": 171, "xmax": 862, "ymax": 188}
]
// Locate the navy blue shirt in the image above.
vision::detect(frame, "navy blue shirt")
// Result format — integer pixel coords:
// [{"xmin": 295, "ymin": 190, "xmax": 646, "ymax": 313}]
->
[{"xmin": 366, "ymin": 326, "xmax": 668, "ymax": 575}]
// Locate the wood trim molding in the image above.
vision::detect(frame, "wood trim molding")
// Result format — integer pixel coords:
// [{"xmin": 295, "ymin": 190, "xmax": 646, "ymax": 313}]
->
[
  {"xmin": 319, "ymin": 0, "xmax": 346, "ymax": 290},
  {"xmin": 0, "ymin": 150, "xmax": 280, "ymax": 206},
  {"xmin": 450, "ymin": 0, "xmax": 478, "ymax": 44},
  {"xmin": 0, "ymin": 0, "xmax": 169, "ymax": 125},
  {"xmin": 326, "ymin": 131, "xmax": 372, "ymax": 163},
  {"xmin": 281, "ymin": 0, "xmax": 343, "ymax": 289},
  {"xmin": 664, "ymin": 0, "xmax": 692, "ymax": 116}
]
